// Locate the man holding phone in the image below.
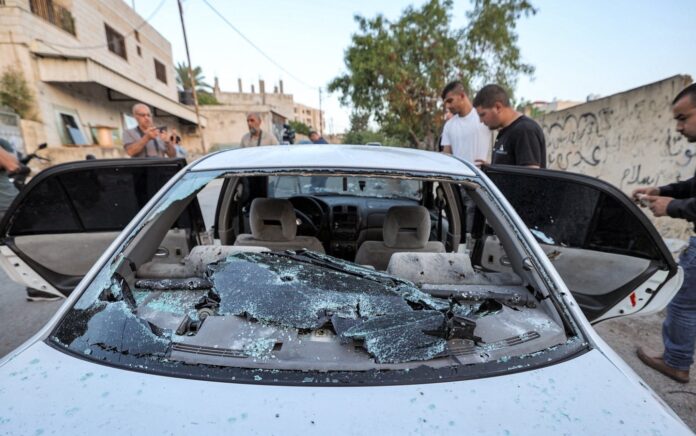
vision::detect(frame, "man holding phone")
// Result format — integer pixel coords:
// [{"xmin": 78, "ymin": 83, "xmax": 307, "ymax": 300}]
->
[{"xmin": 123, "ymin": 103, "xmax": 176, "ymax": 158}]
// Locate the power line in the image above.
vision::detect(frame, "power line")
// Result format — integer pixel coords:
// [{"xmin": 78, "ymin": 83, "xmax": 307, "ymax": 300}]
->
[
  {"xmin": 201, "ymin": 0, "xmax": 318, "ymax": 90},
  {"xmin": 37, "ymin": 0, "xmax": 168, "ymax": 51}
]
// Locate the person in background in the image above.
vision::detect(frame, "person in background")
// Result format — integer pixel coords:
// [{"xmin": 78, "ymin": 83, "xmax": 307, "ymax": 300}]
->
[
  {"xmin": 0, "ymin": 137, "xmax": 19, "ymax": 222},
  {"xmin": 123, "ymin": 103, "xmax": 176, "ymax": 158},
  {"xmin": 170, "ymin": 128, "xmax": 187, "ymax": 158},
  {"xmin": 473, "ymin": 84, "xmax": 546, "ymax": 168},
  {"xmin": 440, "ymin": 81, "xmax": 491, "ymax": 164},
  {"xmin": 309, "ymin": 130, "xmax": 328, "ymax": 144},
  {"xmin": 240, "ymin": 112, "xmax": 279, "ymax": 147},
  {"xmin": 632, "ymin": 83, "xmax": 696, "ymax": 384}
]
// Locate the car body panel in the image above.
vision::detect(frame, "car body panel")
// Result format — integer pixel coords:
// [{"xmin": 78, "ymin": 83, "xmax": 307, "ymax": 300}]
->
[
  {"xmin": 192, "ymin": 144, "xmax": 477, "ymax": 176},
  {"xmin": 0, "ymin": 147, "xmax": 691, "ymax": 433},
  {"xmin": 0, "ymin": 341, "xmax": 689, "ymax": 435}
]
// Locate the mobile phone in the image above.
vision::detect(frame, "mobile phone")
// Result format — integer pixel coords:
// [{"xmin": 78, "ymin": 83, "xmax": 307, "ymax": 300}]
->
[{"xmin": 157, "ymin": 126, "xmax": 167, "ymax": 132}]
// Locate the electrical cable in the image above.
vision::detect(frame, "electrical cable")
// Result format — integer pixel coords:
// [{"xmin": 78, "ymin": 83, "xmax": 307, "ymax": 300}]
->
[
  {"xmin": 36, "ymin": 0, "xmax": 168, "ymax": 51},
  {"xmin": 201, "ymin": 0, "xmax": 318, "ymax": 90}
]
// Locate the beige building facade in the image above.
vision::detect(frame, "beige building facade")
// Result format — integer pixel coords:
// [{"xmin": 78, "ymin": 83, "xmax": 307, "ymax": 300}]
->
[{"xmin": 0, "ymin": 0, "xmax": 205, "ymax": 161}]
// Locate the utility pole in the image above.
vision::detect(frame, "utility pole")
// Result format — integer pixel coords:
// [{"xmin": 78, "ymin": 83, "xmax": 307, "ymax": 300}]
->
[
  {"xmin": 318, "ymin": 87, "xmax": 323, "ymax": 136},
  {"xmin": 177, "ymin": 0, "xmax": 207, "ymax": 153}
]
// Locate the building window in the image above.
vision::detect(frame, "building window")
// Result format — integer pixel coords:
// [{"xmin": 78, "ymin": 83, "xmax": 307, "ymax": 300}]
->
[
  {"xmin": 55, "ymin": 110, "xmax": 87, "ymax": 145},
  {"xmin": 105, "ymin": 24, "xmax": 127, "ymax": 60},
  {"xmin": 29, "ymin": 0, "xmax": 76, "ymax": 36},
  {"xmin": 137, "ymin": 46, "xmax": 142, "ymax": 57},
  {"xmin": 154, "ymin": 59, "xmax": 167, "ymax": 84},
  {"xmin": 134, "ymin": 30, "xmax": 140, "ymax": 43}
]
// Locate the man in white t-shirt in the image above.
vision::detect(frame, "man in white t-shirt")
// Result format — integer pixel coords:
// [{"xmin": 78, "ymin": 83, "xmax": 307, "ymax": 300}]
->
[
  {"xmin": 440, "ymin": 81, "xmax": 491, "ymax": 235},
  {"xmin": 440, "ymin": 81, "xmax": 491, "ymax": 165}
]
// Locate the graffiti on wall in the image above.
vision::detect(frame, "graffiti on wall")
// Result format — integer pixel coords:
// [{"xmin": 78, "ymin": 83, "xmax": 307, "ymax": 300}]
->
[{"xmin": 537, "ymin": 75, "xmax": 694, "ymax": 240}]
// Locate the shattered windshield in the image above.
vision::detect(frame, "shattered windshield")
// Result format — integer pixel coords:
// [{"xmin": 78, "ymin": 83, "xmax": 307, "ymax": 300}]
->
[{"xmin": 49, "ymin": 170, "xmax": 578, "ymax": 385}]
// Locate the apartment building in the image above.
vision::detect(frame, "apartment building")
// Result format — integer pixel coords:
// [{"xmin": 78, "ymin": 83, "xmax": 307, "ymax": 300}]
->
[{"xmin": 0, "ymin": 0, "xmax": 205, "ymax": 157}]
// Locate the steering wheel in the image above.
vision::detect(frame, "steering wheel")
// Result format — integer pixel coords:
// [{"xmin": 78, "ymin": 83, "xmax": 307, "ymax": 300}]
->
[{"xmin": 289, "ymin": 196, "xmax": 326, "ymax": 237}]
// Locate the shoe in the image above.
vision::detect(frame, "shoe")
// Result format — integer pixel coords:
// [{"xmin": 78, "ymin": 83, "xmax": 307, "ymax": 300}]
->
[
  {"xmin": 636, "ymin": 347, "xmax": 690, "ymax": 384},
  {"xmin": 26, "ymin": 288, "xmax": 63, "ymax": 302}
]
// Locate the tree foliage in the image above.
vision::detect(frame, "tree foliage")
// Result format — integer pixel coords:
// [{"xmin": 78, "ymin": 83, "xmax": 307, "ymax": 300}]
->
[
  {"xmin": 0, "ymin": 67, "xmax": 35, "ymax": 119},
  {"xmin": 175, "ymin": 62, "xmax": 212, "ymax": 92},
  {"xmin": 289, "ymin": 120, "xmax": 311, "ymax": 136},
  {"xmin": 175, "ymin": 63, "xmax": 218, "ymax": 105},
  {"xmin": 343, "ymin": 112, "xmax": 400, "ymax": 146},
  {"xmin": 329, "ymin": 0, "xmax": 536, "ymax": 150}
]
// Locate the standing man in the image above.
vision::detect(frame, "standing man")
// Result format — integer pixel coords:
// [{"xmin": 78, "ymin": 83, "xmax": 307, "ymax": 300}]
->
[
  {"xmin": 309, "ymin": 130, "xmax": 328, "ymax": 144},
  {"xmin": 440, "ymin": 81, "xmax": 491, "ymax": 165},
  {"xmin": 240, "ymin": 112, "xmax": 279, "ymax": 147},
  {"xmin": 123, "ymin": 103, "xmax": 176, "ymax": 158},
  {"xmin": 632, "ymin": 83, "xmax": 696, "ymax": 384},
  {"xmin": 473, "ymin": 84, "xmax": 546, "ymax": 168}
]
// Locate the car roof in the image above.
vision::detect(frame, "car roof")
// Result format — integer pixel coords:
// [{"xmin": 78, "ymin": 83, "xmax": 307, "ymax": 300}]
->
[{"xmin": 190, "ymin": 144, "xmax": 477, "ymax": 177}]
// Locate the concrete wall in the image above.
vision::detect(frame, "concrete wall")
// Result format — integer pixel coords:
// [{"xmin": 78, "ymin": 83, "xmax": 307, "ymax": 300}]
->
[{"xmin": 536, "ymin": 75, "xmax": 694, "ymax": 240}]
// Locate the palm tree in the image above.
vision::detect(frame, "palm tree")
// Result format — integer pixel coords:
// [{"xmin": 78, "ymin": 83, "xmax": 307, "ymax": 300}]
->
[
  {"xmin": 175, "ymin": 63, "xmax": 212, "ymax": 92},
  {"xmin": 175, "ymin": 63, "xmax": 218, "ymax": 105}
]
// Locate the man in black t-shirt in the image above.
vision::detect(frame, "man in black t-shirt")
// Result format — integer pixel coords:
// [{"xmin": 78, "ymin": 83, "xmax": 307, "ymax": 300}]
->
[{"xmin": 473, "ymin": 84, "xmax": 546, "ymax": 168}]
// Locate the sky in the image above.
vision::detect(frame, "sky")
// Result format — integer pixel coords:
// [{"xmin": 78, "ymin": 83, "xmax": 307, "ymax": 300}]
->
[{"xmin": 140, "ymin": 0, "xmax": 696, "ymax": 134}]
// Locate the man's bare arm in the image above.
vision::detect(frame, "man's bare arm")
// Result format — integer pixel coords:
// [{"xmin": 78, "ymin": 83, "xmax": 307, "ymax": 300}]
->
[
  {"xmin": 0, "ymin": 148, "xmax": 19, "ymax": 173},
  {"xmin": 442, "ymin": 145, "xmax": 453, "ymax": 154}
]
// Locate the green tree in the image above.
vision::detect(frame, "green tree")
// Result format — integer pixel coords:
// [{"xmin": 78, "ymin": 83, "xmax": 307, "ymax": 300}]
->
[
  {"xmin": 0, "ymin": 67, "xmax": 35, "ymax": 119},
  {"xmin": 343, "ymin": 111, "xmax": 400, "ymax": 146},
  {"xmin": 175, "ymin": 62, "xmax": 218, "ymax": 105},
  {"xmin": 329, "ymin": 0, "xmax": 536, "ymax": 150},
  {"xmin": 289, "ymin": 120, "xmax": 311, "ymax": 136}
]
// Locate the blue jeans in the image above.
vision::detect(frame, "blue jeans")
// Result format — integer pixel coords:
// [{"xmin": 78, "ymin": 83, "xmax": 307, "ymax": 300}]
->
[{"xmin": 663, "ymin": 236, "xmax": 696, "ymax": 370}]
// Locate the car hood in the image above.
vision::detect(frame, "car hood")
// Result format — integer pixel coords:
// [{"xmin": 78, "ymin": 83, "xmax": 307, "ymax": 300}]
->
[{"xmin": 0, "ymin": 342, "xmax": 689, "ymax": 435}]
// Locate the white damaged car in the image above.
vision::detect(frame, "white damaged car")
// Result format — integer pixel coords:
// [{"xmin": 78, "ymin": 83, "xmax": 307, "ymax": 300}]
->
[{"xmin": 0, "ymin": 145, "xmax": 691, "ymax": 434}]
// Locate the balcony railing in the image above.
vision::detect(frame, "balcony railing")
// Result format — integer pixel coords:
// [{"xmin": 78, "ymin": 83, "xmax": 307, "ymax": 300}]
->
[{"xmin": 29, "ymin": 0, "xmax": 76, "ymax": 36}]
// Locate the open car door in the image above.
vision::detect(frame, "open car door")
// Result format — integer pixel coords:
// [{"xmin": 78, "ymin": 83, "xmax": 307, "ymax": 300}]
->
[
  {"xmin": 483, "ymin": 165, "xmax": 681, "ymax": 323},
  {"xmin": 0, "ymin": 158, "xmax": 202, "ymax": 298}
]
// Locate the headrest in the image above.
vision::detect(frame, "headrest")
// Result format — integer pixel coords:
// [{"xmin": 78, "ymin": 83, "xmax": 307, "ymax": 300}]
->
[
  {"xmin": 249, "ymin": 198, "xmax": 297, "ymax": 241},
  {"xmin": 383, "ymin": 205, "xmax": 430, "ymax": 248}
]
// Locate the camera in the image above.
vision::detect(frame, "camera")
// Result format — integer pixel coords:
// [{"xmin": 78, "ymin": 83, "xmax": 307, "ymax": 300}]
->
[{"xmin": 157, "ymin": 126, "xmax": 167, "ymax": 133}]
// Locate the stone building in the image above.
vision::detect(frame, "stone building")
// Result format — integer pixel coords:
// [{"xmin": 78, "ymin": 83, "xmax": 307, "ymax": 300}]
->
[{"xmin": 0, "ymin": 0, "xmax": 205, "ymax": 161}]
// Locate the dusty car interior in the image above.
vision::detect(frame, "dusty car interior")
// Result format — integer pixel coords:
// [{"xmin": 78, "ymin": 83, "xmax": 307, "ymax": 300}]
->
[{"xmin": 47, "ymin": 170, "xmax": 576, "ymax": 376}]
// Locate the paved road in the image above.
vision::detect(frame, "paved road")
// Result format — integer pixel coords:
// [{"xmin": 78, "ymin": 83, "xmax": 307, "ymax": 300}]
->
[{"xmin": 0, "ymin": 265, "xmax": 692, "ymax": 430}]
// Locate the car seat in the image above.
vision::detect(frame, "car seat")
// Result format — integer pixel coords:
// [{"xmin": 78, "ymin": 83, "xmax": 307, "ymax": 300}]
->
[{"xmin": 354, "ymin": 205, "xmax": 444, "ymax": 270}]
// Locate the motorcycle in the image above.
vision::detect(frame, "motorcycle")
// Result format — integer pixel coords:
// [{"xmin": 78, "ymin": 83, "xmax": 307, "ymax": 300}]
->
[{"xmin": 8, "ymin": 143, "xmax": 50, "ymax": 191}]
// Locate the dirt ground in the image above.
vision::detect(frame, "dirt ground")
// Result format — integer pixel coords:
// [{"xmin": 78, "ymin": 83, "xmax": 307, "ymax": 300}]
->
[{"xmin": 594, "ymin": 312, "xmax": 695, "ymax": 431}]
